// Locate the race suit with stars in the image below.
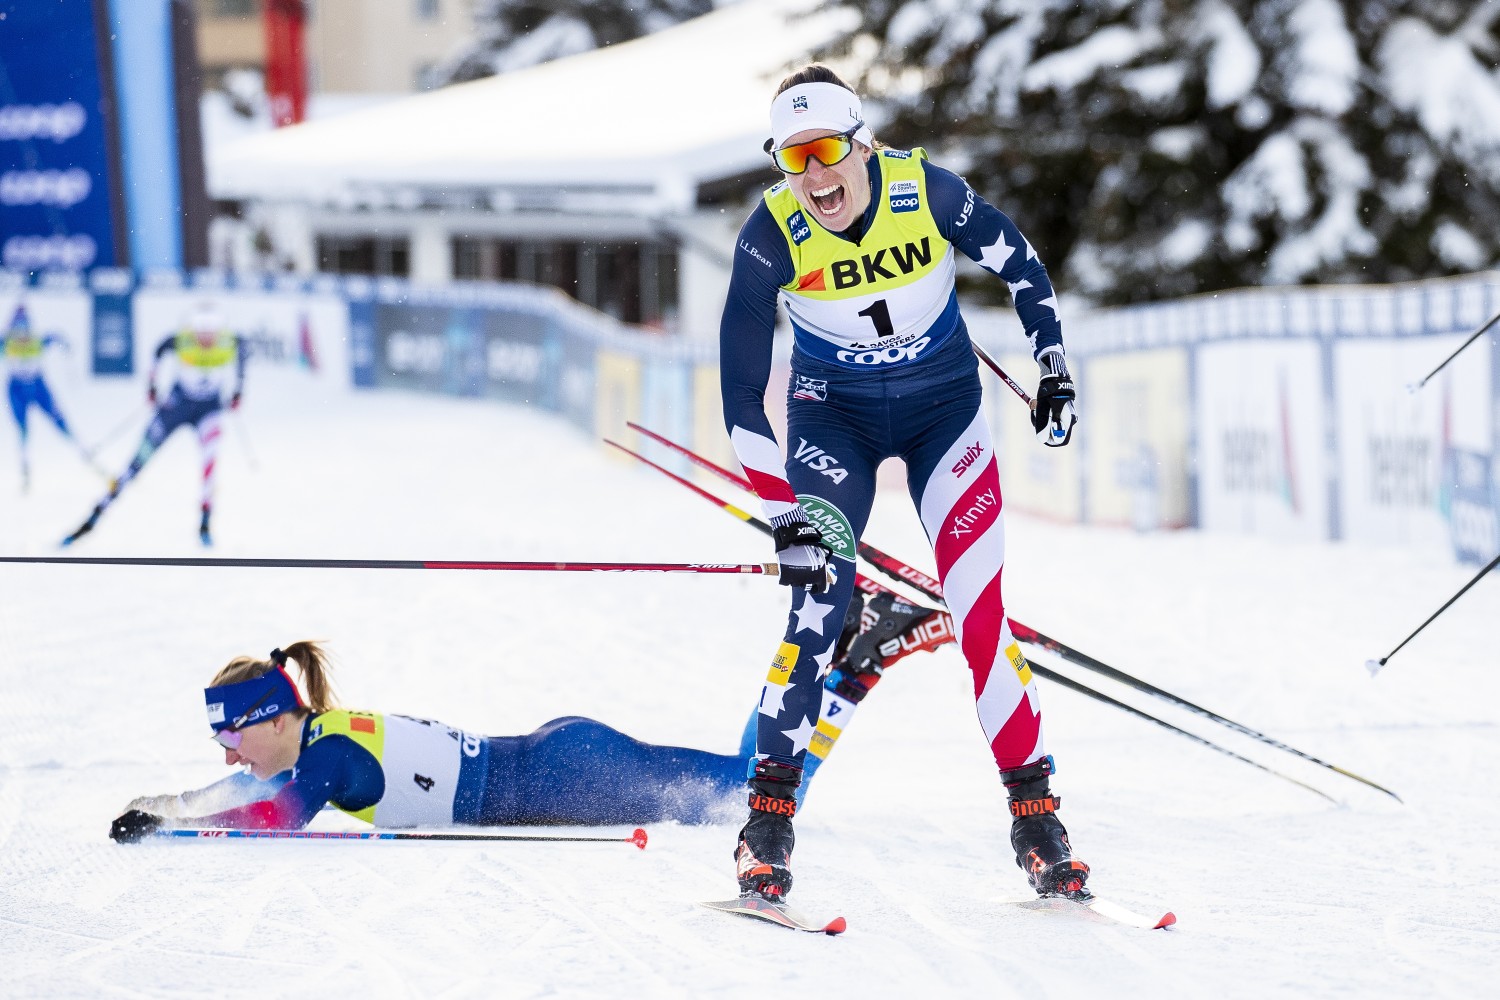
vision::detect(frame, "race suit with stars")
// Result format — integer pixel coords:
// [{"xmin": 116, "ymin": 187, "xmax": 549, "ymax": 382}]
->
[{"xmin": 719, "ymin": 147, "xmax": 1065, "ymax": 778}]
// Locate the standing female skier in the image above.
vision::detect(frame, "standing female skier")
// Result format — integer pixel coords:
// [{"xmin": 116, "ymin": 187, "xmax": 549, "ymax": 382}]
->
[
  {"xmin": 719, "ymin": 66, "xmax": 1087, "ymax": 904},
  {"xmin": 109, "ymin": 593, "xmax": 946, "ymax": 840},
  {"xmin": 64, "ymin": 305, "xmax": 245, "ymax": 547},
  {"xmin": 1, "ymin": 304, "xmax": 85, "ymax": 491}
]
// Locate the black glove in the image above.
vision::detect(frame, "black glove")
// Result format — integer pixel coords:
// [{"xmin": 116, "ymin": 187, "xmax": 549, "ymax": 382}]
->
[
  {"xmin": 110, "ymin": 809, "xmax": 163, "ymax": 844},
  {"xmin": 1031, "ymin": 351, "xmax": 1077, "ymax": 447},
  {"xmin": 770, "ymin": 513, "xmax": 833, "ymax": 593}
]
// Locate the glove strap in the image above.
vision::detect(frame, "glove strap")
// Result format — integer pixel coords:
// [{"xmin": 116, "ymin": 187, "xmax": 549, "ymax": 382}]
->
[
  {"xmin": 1038, "ymin": 348, "xmax": 1070, "ymax": 380},
  {"xmin": 771, "ymin": 521, "xmax": 824, "ymax": 552}
]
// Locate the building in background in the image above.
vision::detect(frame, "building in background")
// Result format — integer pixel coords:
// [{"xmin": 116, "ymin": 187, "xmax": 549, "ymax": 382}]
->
[
  {"xmin": 196, "ymin": 0, "xmax": 479, "ymax": 94},
  {"xmin": 207, "ymin": 0, "xmax": 849, "ymax": 337}
]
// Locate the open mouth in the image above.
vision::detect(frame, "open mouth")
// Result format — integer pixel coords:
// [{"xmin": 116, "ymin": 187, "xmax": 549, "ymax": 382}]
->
[{"xmin": 810, "ymin": 183, "xmax": 845, "ymax": 218}]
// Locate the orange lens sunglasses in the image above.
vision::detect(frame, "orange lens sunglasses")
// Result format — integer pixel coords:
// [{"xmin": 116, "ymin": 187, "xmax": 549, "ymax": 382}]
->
[{"xmin": 770, "ymin": 123, "xmax": 863, "ymax": 174}]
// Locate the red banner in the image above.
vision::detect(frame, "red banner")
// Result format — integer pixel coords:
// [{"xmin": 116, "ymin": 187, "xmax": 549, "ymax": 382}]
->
[{"xmin": 263, "ymin": 0, "xmax": 308, "ymax": 127}]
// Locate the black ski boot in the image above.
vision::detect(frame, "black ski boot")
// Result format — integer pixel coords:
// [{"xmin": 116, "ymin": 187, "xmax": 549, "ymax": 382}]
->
[
  {"xmin": 838, "ymin": 591, "xmax": 939, "ymax": 676},
  {"xmin": 734, "ymin": 759, "xmax": 801, "ymax": 902},
  {"xmin": 1001, "ymin": 758, "xmax": 1090, "ymax": 898},
  {"xmin": 62, "ymin": 504, "xmax": 104, "ymax": 547}
]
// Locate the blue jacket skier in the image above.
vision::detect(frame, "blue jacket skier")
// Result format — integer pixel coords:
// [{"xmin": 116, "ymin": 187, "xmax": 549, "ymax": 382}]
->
[
  {"xmin": 109, "ymin": 591, "xmax": 948, "ymax": 840},
  {"xmin": 2, "ymin": 304, "xmax": 86, "ymax": 490}
]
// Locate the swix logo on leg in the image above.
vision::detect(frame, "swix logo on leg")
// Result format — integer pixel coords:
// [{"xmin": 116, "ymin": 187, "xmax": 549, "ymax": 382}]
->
[
  {"xmin": 951, "ymin": 441, "xmax": 985, "ymax": 477},
  {"xmin": 794, "ymin": 438, "xmax": 847, "ymax": 484},
  {"xmin": 949, "ymin": 489, "xmax": 997, "ymax": 539}
]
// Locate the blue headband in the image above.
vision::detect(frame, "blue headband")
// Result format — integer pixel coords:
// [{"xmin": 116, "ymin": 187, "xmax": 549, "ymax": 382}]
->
[{"xmin": 204, "ymin": 655, "xmax": 303, "ymax": 733}]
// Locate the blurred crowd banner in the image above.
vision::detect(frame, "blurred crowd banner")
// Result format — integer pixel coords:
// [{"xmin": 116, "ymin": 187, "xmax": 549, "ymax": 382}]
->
[
  {"xmin": 979, "ymin": 269, "xmax": 1500, "ymax": 566},
  {"xmin": 0, "ymin": 0, "xmax": 126, "ymax": 274},
  {"xmin": 1, "ymin": 265, "xmax": 1495, "ymax": 565}
]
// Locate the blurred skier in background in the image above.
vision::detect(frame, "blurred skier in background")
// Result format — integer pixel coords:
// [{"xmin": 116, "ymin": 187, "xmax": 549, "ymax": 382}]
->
[
  {"xmin": 719, "ymin": 65, "xmax": 1087, "ymax": 904},
  {"xmin": 108, "ymin": 591, "xmax": 951, "ymax": 841},
  {"xmin": 63, "ymin": 303, "xmax": 245, "ymax": 547},
  {"xmin": 1, "ymin": 304, "xmax": 89, "ymax": 491}
]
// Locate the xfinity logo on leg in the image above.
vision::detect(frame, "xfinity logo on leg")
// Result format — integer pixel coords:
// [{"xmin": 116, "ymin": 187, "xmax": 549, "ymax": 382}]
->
[
  {"xmin": 951, "ymin": 441, "xmax": 985, "ymax": 476},
  {"xmin": 949, "ymin": 489, "xmax": 997, "ymax": 538}
]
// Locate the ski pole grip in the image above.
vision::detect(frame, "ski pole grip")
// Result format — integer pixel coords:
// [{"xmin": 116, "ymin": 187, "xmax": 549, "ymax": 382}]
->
[{"xmin": 762, "ymin": 562, "xmax": 838, "ymax": 589}]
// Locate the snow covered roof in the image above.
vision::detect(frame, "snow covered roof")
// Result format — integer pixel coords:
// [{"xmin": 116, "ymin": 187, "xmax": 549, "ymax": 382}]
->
[{"xmin": 209, "ymin": 0, "xmax": 855, "ymax": 213}]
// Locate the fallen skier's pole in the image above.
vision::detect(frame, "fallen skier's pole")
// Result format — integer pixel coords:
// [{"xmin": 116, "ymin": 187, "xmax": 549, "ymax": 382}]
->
[
  {"xmin": 0, "ymin": 554, "xmax": 795, "ymax": 578},
  {"xmin": 154, "ymin": 827, "xmax": 650, "ymax": 847}
]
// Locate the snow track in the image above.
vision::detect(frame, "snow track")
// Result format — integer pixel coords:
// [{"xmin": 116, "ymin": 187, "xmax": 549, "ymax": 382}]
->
[{"xmin": 1, "ymin": 376, "xmax": 1494, "ymax": 997}]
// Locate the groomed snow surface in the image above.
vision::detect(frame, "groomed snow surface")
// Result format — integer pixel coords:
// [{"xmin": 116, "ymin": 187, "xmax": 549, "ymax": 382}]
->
[{"xmin": 1, "ymin": 372, "xmax": 1495, "ymax": 998}]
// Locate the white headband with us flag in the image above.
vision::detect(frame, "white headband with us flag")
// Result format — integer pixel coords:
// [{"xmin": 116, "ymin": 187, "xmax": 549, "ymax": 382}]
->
[{"xmin": 770, "ymin": 81, "xmax": 873, "ymax": 150}]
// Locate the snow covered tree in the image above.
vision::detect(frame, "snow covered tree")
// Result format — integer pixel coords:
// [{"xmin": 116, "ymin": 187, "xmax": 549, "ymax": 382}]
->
[
  {"xmin": 831, "ymin": 0, "xmax": 1500, "ymax": 305},
  {"xmin": 430, "ymin": 0, "xmax": 718, "ymax": 85}
]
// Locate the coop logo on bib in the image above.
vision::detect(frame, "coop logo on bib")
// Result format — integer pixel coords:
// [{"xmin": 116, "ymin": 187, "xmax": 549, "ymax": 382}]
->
[
  {"xmin": 787, "ymin": 210, "xmax": 811, "ymax": 245},
  {"xmin": 888, "ymin": 179, "xmax": 920, "ymax": 214}
]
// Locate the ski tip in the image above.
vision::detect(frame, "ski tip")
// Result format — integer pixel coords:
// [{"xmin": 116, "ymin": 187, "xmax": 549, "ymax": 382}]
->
[
  {"xmin": 1154, "ymin": 911, "xmax": 1177, "ymax": 930},
  {"xmin": 630, "ymin": 827, "xmax": 649, "ymax": 850},
  {"xmin": 822, "ymin": 916, "xmax": 848, "ymax": 935}
]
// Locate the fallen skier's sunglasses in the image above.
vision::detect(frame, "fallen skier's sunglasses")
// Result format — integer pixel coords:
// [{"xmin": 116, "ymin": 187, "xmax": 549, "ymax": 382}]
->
[
  {"xmin": 769, "ymin": 123, "xmax": 863, "ymax": 174},
  {"xmin": 210, "ymin": 682, "xmax": 279, "ymax": 749}
]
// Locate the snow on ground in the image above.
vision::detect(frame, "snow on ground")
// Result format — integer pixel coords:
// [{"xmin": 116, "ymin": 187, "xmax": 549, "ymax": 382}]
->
[{"xmin": 0, "ymin": 373, "xmax": 1495, "ymax": 998}]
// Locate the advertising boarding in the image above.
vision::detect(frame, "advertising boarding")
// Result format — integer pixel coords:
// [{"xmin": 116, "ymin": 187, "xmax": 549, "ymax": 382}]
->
[
  {"xmin": 1081, "ymin": 348, "xmax": 1191, "ymax": 530},
  {"xmin": 1334, "ymin": 335, "xmax": 1495, "ymax": 560},
  {"xmin": 1196, "ymin": 340, "xmax": 1328, "ymax": 541},
  {"xmin": 994, "ymin": 349, "xmax": 1083, "ymax": 522},
  {"xmin": 0, "ymin": 0, "xmax": 124, "ymax": 272}
]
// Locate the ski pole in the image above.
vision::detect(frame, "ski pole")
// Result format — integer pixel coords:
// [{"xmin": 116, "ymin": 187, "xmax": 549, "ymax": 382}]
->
[
  {"xmin": 64, "ymin": 433, "xmax": 115, "ymax": 485},
  {"xmin": 606, "ymin": 438, "xmax": 893, "ymax": 599},
  {"xmin": 1408, "ymin": 308, "xmax": 1500, "ymax": 393},
  {"xmin": 1027, "ymin": 655, "xmax": 1339, "ymax": 805},
  {"xmin": 971, "ymin": 340, "xmax": 1036, "ymax": 408},
  {"xmin": 614, "ymin": 435, "xmax": 1346, "ymax": 802},
  {"xmin": 228, "ymin": 408, "xmax": 260, "ymax": 472},
  {"xmin": 155, "ymin": 827, "xmax": 649, "ymax": 847},
  {"xmin": 87, "ymin": 402, "xmax": 149, "ymax": 456},
  {"xmin": 1367, "ymin": 549, "xmax": 1500, "ymax": 676},
  {"xmin": 623, "ymin": 422, "xmax": 1403, "ymax": 802},
  {"xmin": 0, "ymin": 554, "xmax": 799, "ymax": 577}
]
